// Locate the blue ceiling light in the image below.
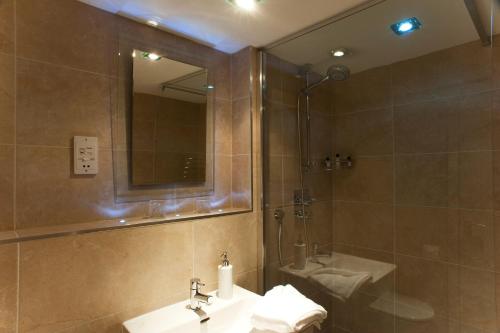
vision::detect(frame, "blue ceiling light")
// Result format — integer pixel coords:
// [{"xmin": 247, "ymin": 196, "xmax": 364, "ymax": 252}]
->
[{"xmin": 391, "ymin": 17, "xmax": 422, "ymax": 36}]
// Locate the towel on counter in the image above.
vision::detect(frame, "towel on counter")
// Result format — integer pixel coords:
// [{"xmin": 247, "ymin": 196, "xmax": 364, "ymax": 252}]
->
[
  {"xmin": 251, "ymin": 284, "xmax": 327, "ymax": 333},
  {"xmin": 308, "ymin": 268, "xmax": 371, "ymax": 302}
]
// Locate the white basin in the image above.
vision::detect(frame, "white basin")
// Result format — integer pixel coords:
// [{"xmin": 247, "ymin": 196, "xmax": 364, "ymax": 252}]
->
[
  {"xmin": 322, "ymin": 252, "xmax": 396, "ymax": 283},
  {"xmin": 123, "ymin": 286, "xmax": 263, "ymax": 333},
  {"xmin": 280, "ymin": 251, "xmax": 396, "ymax": 283}
]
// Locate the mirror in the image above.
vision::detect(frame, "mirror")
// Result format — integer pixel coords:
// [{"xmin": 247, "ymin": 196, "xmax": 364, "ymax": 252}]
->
[
  {"xmin": 112, "ymin": 40, "xmax": 219, "ymax": 204},
  {"xmin": 131, "ymin": 50, "xmax": 211, "ymax": 186}
]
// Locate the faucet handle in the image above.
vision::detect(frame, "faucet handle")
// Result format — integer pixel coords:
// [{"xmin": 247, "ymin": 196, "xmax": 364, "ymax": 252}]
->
[{"xmin": 190, "ymin": 278, "xmax": 205, "ymax": 290}]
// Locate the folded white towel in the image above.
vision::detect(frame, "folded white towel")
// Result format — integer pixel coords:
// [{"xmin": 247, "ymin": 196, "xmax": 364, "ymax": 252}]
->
[
  {"xmin": 251, "ymin": 284, "xmax": 327, "ymax": 333},
  {"xmin": 308, "ymin": 268, "xmax": 371, "ymax": 302}
]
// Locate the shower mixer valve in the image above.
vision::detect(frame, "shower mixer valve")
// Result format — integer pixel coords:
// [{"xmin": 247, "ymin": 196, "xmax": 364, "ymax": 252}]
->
[
  {"xmin": 293, "ymin": 189, "xmax": 312, "ymax": 220},
  {"xmin": 334, "ymin": 154, "xmax": 353, "ymax": 169},
  {"xmin": 294, "ymin": 209, "xmax": 311, "ymax": 220},
  {"xmin": 293, "ymin": 189, "xmax": 312, "ymax": 206}
]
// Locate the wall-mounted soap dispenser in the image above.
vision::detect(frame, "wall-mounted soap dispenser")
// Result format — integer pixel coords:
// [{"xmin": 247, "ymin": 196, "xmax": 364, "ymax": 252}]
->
[{"xmin": 218, "ymin": 251, "xmax": 233, "ymax": 300}]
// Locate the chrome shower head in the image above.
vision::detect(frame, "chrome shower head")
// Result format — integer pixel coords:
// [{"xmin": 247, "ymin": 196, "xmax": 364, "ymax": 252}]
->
[
  {"xmin": 301, "ymin": 64, "xmax": 350, "ymax": 94},
  {"xmin": 326, "ymin": 64, "xmax": 350, "ymax": 81}
]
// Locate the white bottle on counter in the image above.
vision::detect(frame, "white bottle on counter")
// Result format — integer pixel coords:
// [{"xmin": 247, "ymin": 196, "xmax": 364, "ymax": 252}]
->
[
  {"xmin": 294, "ymin": 242, "xmax": 307, "ymax": 270},
  {"xmin": 217, "ymin": 251, "xmax": 233, "ymax": 300}
]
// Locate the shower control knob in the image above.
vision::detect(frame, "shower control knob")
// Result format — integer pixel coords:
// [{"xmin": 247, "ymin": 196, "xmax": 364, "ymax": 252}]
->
[{"xmin": 274, "ymin": 209, "xmax": 285, "ymax": 221}]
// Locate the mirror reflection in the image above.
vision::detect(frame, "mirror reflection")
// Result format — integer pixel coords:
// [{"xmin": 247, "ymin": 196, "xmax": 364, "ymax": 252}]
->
[{"xmin": 131, "ymin": 50, "xmax": 211, "ymax": 186}]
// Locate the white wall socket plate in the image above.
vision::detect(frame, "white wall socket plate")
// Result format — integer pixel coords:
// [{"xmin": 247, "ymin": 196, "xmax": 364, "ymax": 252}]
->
[{"xmin": 74, "ymin": 136, "xmax": 98, "ymax": 175}]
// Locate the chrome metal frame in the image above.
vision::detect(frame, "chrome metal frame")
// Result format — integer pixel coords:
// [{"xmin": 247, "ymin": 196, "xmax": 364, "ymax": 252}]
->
[
  {"xmin": 260, "ymin": 50, "xmax": 268, "ymax": 291},
  {"xmin": 262, "ymin": 0, "xmax": 387, "ymax": 51},
  {"xmin": 0, "ymin": 209, "xmax": 252, "ymax": 245},
  {"xmin": 464, "ymin": 0, "xmax": 492, "ymax": 46},
  {"xmin": 263, "ymin": 0, "xmax": 492, "ymax": 51}
]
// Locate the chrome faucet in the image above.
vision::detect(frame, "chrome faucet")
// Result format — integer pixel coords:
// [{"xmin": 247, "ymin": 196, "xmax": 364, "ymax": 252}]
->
[{"xmin": 189, "ymin": 278, "xmax": 213, "ymax": 310}]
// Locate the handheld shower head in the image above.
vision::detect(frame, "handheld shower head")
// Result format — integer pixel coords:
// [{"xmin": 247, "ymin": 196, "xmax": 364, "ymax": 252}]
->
[{"xmin": 326, "ymin": 64, "xmax": 350, "ymax": 81}]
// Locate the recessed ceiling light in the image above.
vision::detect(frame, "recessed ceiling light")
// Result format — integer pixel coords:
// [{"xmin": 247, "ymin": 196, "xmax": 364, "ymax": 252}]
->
[
  {"xmin": 391, "ymin": 17, "xmax": 422, "ymax": 36},
  {"xmin": 331, "ymin": 48, "xmax": 348, "ymax": 57},
  {"xmin": 142, "ymin": 52, "xmax": 161, "ymax": 61},
  {"xmin": 147, "ymin": 19, "xmax": 159, "ymax": 27},
  {"xmin": 333, "ymin": 50, "xmax": 345, "ymax": 57},
  {"xmin": 148, "ymin": 53, "xmax": 160, "ymax": 61},
  {"xmin": 227, "ymin": 0, "xmax": 263, "ymax": 11}
]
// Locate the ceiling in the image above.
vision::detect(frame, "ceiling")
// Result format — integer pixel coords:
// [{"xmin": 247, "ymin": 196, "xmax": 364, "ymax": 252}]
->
[
  {"xmin": 78, "ymin": 0, "xmax": 373, "ymax": 53},
  {"xmin": 267, "ymin": 0, "xmax": 497, "ymax": 74}
]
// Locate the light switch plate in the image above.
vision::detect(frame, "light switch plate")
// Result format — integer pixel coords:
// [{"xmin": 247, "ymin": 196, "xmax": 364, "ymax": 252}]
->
[{"xmin": 74, "ymin": 136, "xmax": 98, "ymax": 175}]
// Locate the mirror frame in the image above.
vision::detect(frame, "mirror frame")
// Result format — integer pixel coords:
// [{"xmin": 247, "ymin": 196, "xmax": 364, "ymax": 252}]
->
[{"xmin": 112, "ymin": 36, "xmax": 216, "ymax": 203}]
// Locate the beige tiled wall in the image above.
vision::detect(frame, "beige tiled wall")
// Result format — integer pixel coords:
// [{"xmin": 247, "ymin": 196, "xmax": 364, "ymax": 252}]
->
[
  {"xmin": 0, "ymin": 0, "xmax": 254, "ymax": 230},
  {"xmin": 0, "ymin": 244, "xmax": 17, "ymax": 333},
  {"xmin": 0, "ymin": 0, "xmax": 15, "ymax": 232},
  {"xmin": 231, "ymin": 48, "xmax": 253, "ymax": 209},
  {"xmin": 0, "ymin": 212, "xmax": 261, "ymax": 333},
  {"xmin": 330, "ymin": 38, "xmax": 500, "ymax": 333},
  {"xmin": 0, "ymin": 0, "xmax": 261, "ymax": 332},
  {"xmin": 12, "ymin": 0, "xmax": 133, "ymax": 230}
]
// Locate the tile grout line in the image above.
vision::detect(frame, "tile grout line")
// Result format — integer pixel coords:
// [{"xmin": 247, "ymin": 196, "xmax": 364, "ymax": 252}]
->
[
  {"xmin": 16, "ymin": 243, "xmax": 20, "ymax": 333},
  {"xmin": 278, "ymin": 58, "xmax": 284, "ymax": 209},
  {"xmin": 13, "ymin": 0, "xmax": 20, "ymax": 331},
  {"xmin": 332, "ymin": 81, "xmax": 337, "ymax": 265},
  {"xmin": 333, "ymin": 199, "xmax": 496, "ymax": 212},
  {"xmin": 192, "ymin": 222, "xmax": 195, "ymax": 279},
  {"xmin": 490, "ymin": 38, "xmax": 498, "ymax": 332},
  {"xmin": 389, "ymin": 59, "xmax": 397, "ymax": 333},
  {"xmin": 280, "ymin": 91, "xmax": 285, "ymax": 209},
  {"xmin": 269, "ymin": 148, "xmax": 500, "ymax": 159},
  {"xmin": 15, "ymin": 55, "xmax": 118, "ymax": 80},
  {"xmin": 12, "ymin": 0, "xmax": 16, "ymax": 233},
  {"xmin": 331, "ymin": 85, "xmax": 500, "ymax": 117},
  {"xmin": 230, "ymin": 54, "xmax": 233, "ymax": 209},
  {"xmin": 20, "ymin": 144, "xmax": 500, "ymax": 157}
]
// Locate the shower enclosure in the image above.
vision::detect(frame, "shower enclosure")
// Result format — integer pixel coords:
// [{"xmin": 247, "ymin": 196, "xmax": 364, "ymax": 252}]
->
[{"xmin": 261, "ymin": 0, "xmax": 499, "ymax": 332}]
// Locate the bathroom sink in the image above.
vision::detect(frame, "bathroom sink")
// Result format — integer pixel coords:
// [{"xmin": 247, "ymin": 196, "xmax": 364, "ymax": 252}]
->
[{"xmin": 123, "ymin": 286, "xmax": 261, "ymax": 333}]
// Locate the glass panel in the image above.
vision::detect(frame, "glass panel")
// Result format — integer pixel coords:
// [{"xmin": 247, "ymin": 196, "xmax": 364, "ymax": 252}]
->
[
  {"xmin": 131, "ymin": 50, "xmax": 209, "ymax": 186},
  {"xmin": 262, "ymin": 1, "xmax": 494, "ymax": 332}
]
